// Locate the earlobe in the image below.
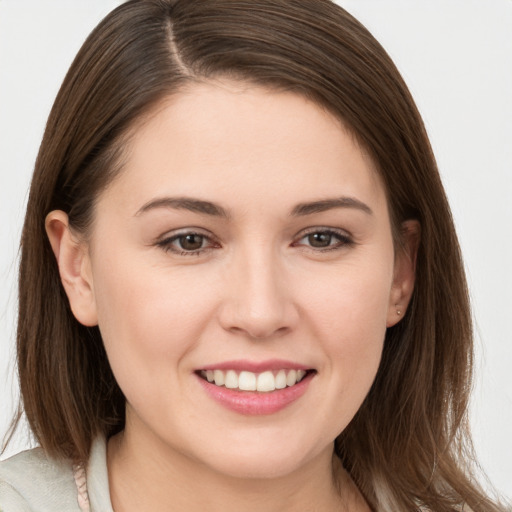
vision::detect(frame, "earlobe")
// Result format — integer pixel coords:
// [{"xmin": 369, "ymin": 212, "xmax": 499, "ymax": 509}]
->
[
  {"xmin": 386, "ymin": 220, "xmax": 421, "ymax": 328},
  {"xmin": 45, "ymin": 210, "xmax": 98, "ymax": 327}
]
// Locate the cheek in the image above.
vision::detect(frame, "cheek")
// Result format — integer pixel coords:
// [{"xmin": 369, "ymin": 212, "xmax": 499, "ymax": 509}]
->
[
  {"xmin": 337, "ymin": 264, "xmax": 391, "ymax": 359},
  {"xmin": 301, "ymin": 257, "xmax": 393, "ymax": 411},
  {"xmin": 304, "ymin": 255, "xmax": 393, "ymax": 341},
  {"xmin": 90, "ymin": 254, "xmax": 216, "ymax": 394}
]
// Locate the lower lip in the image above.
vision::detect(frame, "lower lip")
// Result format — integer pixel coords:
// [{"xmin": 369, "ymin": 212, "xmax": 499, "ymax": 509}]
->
[{"xmin": 196, "ymin": 372, "xmax": 314, "ymax": 415}]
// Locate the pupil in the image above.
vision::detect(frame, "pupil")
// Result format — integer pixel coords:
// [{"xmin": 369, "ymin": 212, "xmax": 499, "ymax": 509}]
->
[
  {"xmin": 180, "ymin": 234, "xmax": 203, "ymax": 250},
  {"xmin": 308, "ymin": 232, "xmax": 331, "ymax": 247}
]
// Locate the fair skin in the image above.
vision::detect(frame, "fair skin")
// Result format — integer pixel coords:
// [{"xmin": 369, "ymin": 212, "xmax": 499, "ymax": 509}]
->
[{"xmin": 47, "ymin": 81, "xmax": 418, "ymax": 512}]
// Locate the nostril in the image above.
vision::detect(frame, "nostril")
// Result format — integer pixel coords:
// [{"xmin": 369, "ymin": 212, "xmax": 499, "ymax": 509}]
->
[{"xmin": 217, "ymin": 277, "xmax": 300, "ymax": 338}]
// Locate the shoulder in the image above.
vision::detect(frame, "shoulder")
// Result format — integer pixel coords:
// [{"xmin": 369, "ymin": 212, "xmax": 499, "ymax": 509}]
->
[{"xmin": 0, "ymin": 446, "xmax": 81, "ymax": 511}]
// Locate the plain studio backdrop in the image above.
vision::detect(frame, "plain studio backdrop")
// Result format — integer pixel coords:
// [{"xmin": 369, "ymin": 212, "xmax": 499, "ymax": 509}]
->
[{"xmin": 0, "ymin": 0, "xmax": 511, "ymax": 500}]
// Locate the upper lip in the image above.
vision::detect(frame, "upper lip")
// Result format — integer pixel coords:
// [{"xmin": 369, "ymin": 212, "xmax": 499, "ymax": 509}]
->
[{"xmin": 199, "ymin": 359, "xmax": 312, "ymax": 373}]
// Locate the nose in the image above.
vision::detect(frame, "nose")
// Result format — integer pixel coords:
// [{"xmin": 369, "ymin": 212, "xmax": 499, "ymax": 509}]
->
[{"xmin": 218, "ymin": 247, "xmax": 299, "ymax": 339}]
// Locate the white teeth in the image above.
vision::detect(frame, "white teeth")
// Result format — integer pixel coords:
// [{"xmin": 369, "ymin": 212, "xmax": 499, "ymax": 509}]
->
[
  {"xmin": 275, "ymin": 370, "xmax": 287, "ymax": 389},
  {"xmin": 286, "ymin": 369, "xmax": 297, "ymax": 387},
  {"xmin": 213, "ymin": 369, "xmax": 225, "ymax": 386},
  {"xmin": 238, "ymin": 371, "xmax": 257, "ymax": 391},
  {"xmin": 201, "ymin": 368, "xmax": 309, "ymax": 392},
  {"xmin": 225, "ymin": 370, "xmax": 238, "ymax": 389},
  {"xmin": 256, "ymin": 371, "xmax": 275, "ymax": 392}
]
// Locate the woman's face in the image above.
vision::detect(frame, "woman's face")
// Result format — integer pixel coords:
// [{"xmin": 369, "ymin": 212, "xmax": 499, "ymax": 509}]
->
[{"xmin": 59, "ymin": 81, "xmax": 414, "ymax": 479}]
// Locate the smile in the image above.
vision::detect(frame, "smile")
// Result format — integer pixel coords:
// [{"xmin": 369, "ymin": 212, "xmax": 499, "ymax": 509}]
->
[
  {"xmin": 196, "ymin": 362, "xmax": 316, "ymax": 415},
  {"xmin": 199, "ymin": 369, "xmax": 309, "ymax": 392}
]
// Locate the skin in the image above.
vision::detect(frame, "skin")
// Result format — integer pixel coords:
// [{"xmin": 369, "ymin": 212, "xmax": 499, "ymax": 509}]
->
[{"xmin": 47, "ymin": 81, "xmax": 418, "ymax": 512}]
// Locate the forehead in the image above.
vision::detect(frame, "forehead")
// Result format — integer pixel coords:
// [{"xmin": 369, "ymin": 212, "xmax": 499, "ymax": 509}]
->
[{"xmin": 99, "ymin": 80, "xmax": 386, "ymax": 218}]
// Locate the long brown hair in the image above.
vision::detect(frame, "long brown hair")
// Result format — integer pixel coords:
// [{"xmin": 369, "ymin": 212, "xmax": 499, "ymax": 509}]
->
[{"xmin": 8, "ymin": 1, "xmax": 506, "ymax": 510}]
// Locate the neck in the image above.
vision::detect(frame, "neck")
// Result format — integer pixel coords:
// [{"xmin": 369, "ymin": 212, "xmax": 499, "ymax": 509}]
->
[{"xmin": 107, "ymin": 427, "xmax": 367, "ymax": 512}]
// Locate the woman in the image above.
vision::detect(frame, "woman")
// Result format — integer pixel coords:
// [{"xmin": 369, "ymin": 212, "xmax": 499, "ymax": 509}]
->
[{"xmin": 0, "ymin": 0, "xmax": 508, "ymax": 510}]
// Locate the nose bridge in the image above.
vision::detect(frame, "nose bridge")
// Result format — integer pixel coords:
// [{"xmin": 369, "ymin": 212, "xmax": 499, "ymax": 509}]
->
[{"xmin": 220, "ymin": 241, "xmax": 297, "ymax": 338}]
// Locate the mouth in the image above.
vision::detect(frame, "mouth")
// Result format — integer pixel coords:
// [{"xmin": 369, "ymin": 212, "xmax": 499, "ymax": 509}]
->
[
  {"xmin": 195, "ymin": 360, "xmax": 316, "ymax": 414},
  {"xmin": 197, "ymin": 368, "xmax": 315, "ymax": 393}
]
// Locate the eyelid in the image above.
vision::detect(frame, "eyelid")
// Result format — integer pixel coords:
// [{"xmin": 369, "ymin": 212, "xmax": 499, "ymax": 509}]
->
[
  {"xmin": 155, "ymin": 227, "xmax": 220, "ymax": 255},
  {"xmin": 292, "ymin": 226, "xmax": 354, "ymax": 250},
  {"xmin": 153, "ymin": 226, "xmax": 354, "ymax": 256}
]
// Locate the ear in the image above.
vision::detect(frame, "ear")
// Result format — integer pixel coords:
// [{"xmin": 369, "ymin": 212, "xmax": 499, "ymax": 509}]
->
[
  {"xmin": 386, "ymin": 220, "xmax": 420, "ymax": 327},
  {"xmin": 45, "ymin": 210, "xmax": 98, "ymax": 327}
]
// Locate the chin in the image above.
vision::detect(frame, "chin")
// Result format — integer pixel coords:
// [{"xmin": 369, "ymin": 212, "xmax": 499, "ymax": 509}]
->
[
  {"xmin": 206, "ymin": 452, "xmax": 311, "ymax": 480},
  {"xmin": 194, "ymin": 432, "xmax": 332, "ymax": 481}
]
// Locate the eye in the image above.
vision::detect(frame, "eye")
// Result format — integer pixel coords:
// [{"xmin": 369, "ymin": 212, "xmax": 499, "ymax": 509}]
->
[
  {"xmin": 156, "ymin": 230, "xmax": 218, "ymax": 255},
  {"xmin": 177, "ymin": 233, "xmax": 206, "ymax": 251},
  {"xmin": 305, "ymin": 232, "xmax": 334, "ymax": 248},
  {"xmin": 294, "ymin": 228, "xmax": 353, "ymax": 251}
]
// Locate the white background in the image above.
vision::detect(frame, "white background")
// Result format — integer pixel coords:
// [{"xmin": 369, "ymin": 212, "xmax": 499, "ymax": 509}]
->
[{"xmin": 1, "ymin": 0, "xmax": 511, "ymax": 500}]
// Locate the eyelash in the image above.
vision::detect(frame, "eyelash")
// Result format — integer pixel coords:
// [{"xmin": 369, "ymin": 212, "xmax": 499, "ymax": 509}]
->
[
  {"xmin": 156, "ymin": 230, "xmax": 219, "ymax": 256},
  {"xmin": 293, "ymin": 228, "xmax": 354, "ymax": 252},
  {"xmin": 156, "ymin": 228, "xmax": 354, "ymax": 256}
]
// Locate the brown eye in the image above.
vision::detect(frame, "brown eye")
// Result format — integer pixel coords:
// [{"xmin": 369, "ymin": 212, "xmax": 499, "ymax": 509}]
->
[
  {"xmin": 307, "ymin": 232, "xmax": 332, "ymax": 248},
  {"xmin": 157, "ymin": 230, "xmax": 219, "ymax": 256},
  {"xmin": 178, "ymin": 234, "xmax": 205, "ymax": 251},
  {"xmin": 294, "ymin": 228, "xmax": 353, "ymax": 252}
]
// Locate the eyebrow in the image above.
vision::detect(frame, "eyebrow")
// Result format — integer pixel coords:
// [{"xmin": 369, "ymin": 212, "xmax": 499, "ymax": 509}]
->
[
  {"xmin": 135, "ymin": 197, "xmax": 230, "ymax": 218},
  {"xmin": 291, "ymin": 197, "xmax": 373, "ymax": 216},
  {"xmin": 135, "ymin": 195, "xmax": 373, "ymax": 219}
]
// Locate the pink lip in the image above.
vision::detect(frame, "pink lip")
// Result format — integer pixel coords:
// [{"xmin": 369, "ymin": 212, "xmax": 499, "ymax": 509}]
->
[
  {"xmin": 196, "ymin": 370, "xmax": 315, "ymax": 416},
  {"xmin": 199, "ymin": 359, "xmax": 311, "ymax": 373}
]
